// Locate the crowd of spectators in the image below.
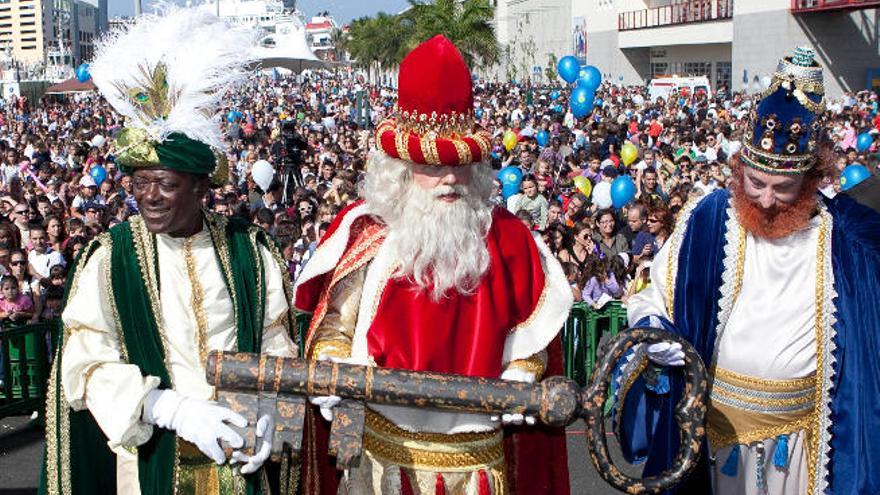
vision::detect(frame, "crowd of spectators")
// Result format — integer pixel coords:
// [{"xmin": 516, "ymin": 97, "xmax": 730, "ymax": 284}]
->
[{"xmin": 0, "ymin": 70, "xmax": 875, "ymax": 327}]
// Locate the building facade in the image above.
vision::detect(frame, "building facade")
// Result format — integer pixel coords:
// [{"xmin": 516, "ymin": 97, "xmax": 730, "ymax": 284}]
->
[{"xmin": 494, "ymin": 0, "xmax": 880, "ymax": 98}]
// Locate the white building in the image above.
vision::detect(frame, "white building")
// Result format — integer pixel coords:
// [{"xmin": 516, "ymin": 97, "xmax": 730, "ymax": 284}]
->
[
  {"xmin": 494, "ymin": 0, "xmax": 880, "ymax": 98},
  {"xmin": 304, "ymin": 14, "xmax": 340, "ymax": 61}
]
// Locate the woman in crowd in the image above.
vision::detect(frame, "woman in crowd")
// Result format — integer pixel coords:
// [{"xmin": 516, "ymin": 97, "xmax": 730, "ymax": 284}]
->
[
  {"xmin": 557, "ymin": 221, "xmax": 597, "ymax": 280},
  {"xmin": 593, "ymin": 209, "xmax": 629, "ymax": 258}
]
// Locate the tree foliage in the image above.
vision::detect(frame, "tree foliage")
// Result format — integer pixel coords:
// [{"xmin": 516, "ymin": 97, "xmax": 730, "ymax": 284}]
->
[{"xmin": 344, "ymin": 0, "xmax": 497, "ymax": 72}]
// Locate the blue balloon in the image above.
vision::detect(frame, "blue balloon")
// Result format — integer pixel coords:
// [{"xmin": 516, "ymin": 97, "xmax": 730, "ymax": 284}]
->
[
  {"xmin": 536, "ymin": 130, "xmax": 550, "ymax": 147},
  {"xmin": 550, "ymin": 90, "xmax": 560, "ymax": 100},
  {"xmin": 577, "ymin": 65, "xmax": 601, "ymax": 91},
  {"xmin": 557, "ymin": 56, "xmax": 580, "ymax": 84},
  {"xmin": 610, "ymin": 175, "xmax": 637, "ymax": 208},
  {"xmin": 90, "ymin": 164, "xmax": 107, "ymax": 186},
  {"xmin": 475, "ymin": 107, "xmax": 484, "ymax": 119},
  {"xmin": 840, "ymin": 164, "xmax": 871, "ymax": 191},
  {"xmin": 75, "ymin": 63, "xmax": 90, "ymax": 83},
  {"xmin": 856, "ymin": 132, "xmax": 873, "ymax": 153},
  {"xmin": 570, "ymin": 85, "xmax": 595, "ymax": 119},
  {"xmin": 498, "ymin": 166, "xmax": 523, "ymax": 200},
  {"xmin": 595, "ymin": 98, "xmax": 603, "ymax": 108}
]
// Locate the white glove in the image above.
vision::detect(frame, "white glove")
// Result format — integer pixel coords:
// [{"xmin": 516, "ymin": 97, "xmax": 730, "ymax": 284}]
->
[
  {"xmin": 490, "ymin": 368, "xmax": 537, "ymax": 426},
  {"xmin": 309, "ymin": 354, "xmax": 368, "ymax": 422},
  {"xmin": 231, "ymin": 414, "xmax": 273, "ymax": 474},
  {"xmin": 646, "ymin": 342, "xmax": 685, "ymax": 367},
  {"xmin": 143, "ymin": 389, "xmax": 246, "ymax": 464}
]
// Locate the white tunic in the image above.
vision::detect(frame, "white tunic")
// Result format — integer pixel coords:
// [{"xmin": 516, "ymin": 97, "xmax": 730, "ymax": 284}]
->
[
  {"xmin": 60, "ymin": 225, "xmax": 296, "ymax": 449},
  {"xmin": 628, "ymin": 213, "xmax": 822, "ymax": 495}
]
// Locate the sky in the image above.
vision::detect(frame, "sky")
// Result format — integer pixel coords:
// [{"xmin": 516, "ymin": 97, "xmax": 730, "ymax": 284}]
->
[{"xmin": 109, "ymin": 0, "xmax": 411, "ymax": 24}]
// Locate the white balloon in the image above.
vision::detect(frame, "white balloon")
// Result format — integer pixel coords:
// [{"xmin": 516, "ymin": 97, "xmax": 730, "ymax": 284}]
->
[
  {"xmin": 252, "ymin": 160, "xmax": 275, "ymax": 191},
  {"xmin": 592, "ymin": 181, "xmax": 612, "ymax": 209},
  {"xmin": 90, "ymin": 134, "xmax": 106, "ymax": 147},
  {"xmin": 760, "ymin": 75, "xmax": 772, "ymax": 90}
]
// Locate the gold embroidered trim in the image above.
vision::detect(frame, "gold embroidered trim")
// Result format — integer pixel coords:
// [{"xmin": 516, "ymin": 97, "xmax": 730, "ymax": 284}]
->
[
  {"xmin": 708, "ymin": 411, "xmax": 813, "ymax": 449},
  {"xmin": 452, "ymin": 138, "xmax": 472, "ymax": 165},
  {"xmin": 510, "ymin": 281, "xmax": 549, "ymax": 333},
  {"xmin": 395, "ymin": 132, "xmax": 412, "ymax": 162},
  {"xmin": 206, "ymin": 213, "xmax": 241, "ymax": 340},
  {"xmin": 419, "ymin": 133, "xmax": 438, "ymax": 164},
  {"xmin": 806, "ymin": 212, "xmax": 829, "ymax": 495},
  {"xmin": 100, "ymin": 232, "xmax": 129, "ymax": 362},
  {"xmin": 248, "ymin": 229, "xmax": 266, "ymax": 330},
  {"xmin": 505, "ymin": 353, "xmax": 546, "ymax": 380},
  {"xmin": 393, "ymin": 109, "xmax": 475, "ymax": 137},
  {"xmin": 712, "ymin": 366, "xmax": 816, "ymax": 392},
  {"xmin": 80, "ymin": 362, "xmax": 105, "ymax": 404},
  {"xmin": 183, "ymin": 237, "xmax": 210, "ymax": 366},
  {"xmin": 310, "ymin": 340, "xmax": 351, "ymax": 360}
]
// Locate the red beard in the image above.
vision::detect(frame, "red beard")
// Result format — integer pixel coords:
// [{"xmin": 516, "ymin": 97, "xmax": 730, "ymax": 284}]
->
[{"xmin": 731, "ymin": 172, "xmax": 819, "ymax": 240}]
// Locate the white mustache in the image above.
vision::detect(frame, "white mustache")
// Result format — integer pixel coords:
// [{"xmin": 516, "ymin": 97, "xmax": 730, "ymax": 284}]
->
[{"xmin": 432, "ymin": 185, "xmax": 468, "ymax": 198}]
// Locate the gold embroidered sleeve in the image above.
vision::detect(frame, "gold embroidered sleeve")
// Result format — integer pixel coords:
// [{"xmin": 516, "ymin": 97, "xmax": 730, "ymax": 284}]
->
[
  {"xmin": 504, "ymin": 350, "xmax": 548, "ymax": 380},
  {"xmin": 308, "ymin": 266, "xmax": 366, "ymax": 360}
]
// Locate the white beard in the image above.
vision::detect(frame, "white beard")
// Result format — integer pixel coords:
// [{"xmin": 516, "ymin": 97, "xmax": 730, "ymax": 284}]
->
[{"xmin": 361, "ymin": 154, "xmax": 494, "ymax": 301}]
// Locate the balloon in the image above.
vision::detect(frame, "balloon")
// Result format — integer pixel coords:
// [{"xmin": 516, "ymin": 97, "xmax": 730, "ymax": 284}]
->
[
  {"xmin": 497, "ymin": 166, "xmax": 523, "ymax": 200},
  {"xmin": 550, "ymin": 90, "xmax": 560, "ymax": 100},
  {"xmin": 90, "ymin": 134, "xmax": 106, "ymax": 148},
  {"xmin": 578, "ymin": 65, "xmax": 602, "ymax": 91},
  {"xmin": 592, "ymin": 182, "xmax": 612, "ymax": 209},
  {"xmin": 856, "ymin": 132, "xmax": 873, "ymax": 153},
  {"xmin": 536, "ymin": 130, "xmax": 549, "ymax": 147},
  {"xmin": 252, "ymin": 160, "xmax": 275, "ymax": 191},
  {"xmin": 840, "ymin": 164, "xmax": 871, "ymax": 191},
  {"xmin": 620, "ymin": 142, "xmax": 638, "ymax": 166},
  {"xmin": 90, "ymin": 165, "xmax": 107, "ymax": 186},
  {"xmin": 227, "ymin": 111, "xmax": 238, "ymax": 123},
  {"xmin": 610, "ymin": 175, "xmax": 637, "ymax": 208},
  {"xmin": 502, "ymin": 131, "xmax": 518, "ymax": 151},
  {"xmin": 475, "ymin": 107, "xmax": 484, "ymax": 119},
  {"xmin": 573, "ymin": 175, "xmax": 592, "ymax": 197},
  {"xmin": 570, "ymin": 85, "xmax": 594, "ymax": 119},
  {"xmin": 557, "ymin": 56, "xmax": 580, "ymax": 84},
  {"xmin": 75, "ymin": 63, "xmax": 90, "ymax": 83}
]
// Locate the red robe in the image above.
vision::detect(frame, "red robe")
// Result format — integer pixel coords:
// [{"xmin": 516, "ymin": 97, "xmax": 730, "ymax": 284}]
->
[{"xmin": 294, "ymin": 201, "xmax": 571, "ymax": 494}]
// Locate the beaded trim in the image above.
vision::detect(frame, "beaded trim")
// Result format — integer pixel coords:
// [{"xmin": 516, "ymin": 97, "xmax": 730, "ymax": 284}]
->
[
  {"xmin": 395, "ymin": 107, "xmax": 475, "ymax": 138},
  {"xmin": 663, "ymin": 195, "xmax": 703, "ymax": 320}
]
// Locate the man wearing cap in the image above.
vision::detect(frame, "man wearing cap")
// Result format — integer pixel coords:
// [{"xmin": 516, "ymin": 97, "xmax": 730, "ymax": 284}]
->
[
  {"xmin": 294, "ymin": 35, "xmax": 572, "ymax": 495},
  {"xmin": 613, "ymin": 48, "xmax": 880, "ymax": 494},
  {"xmin": 42, "ymin": 8, "xmax": 297, "ymax": 494}
]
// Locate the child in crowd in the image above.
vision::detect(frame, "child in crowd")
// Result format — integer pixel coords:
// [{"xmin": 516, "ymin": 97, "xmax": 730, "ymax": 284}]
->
[
  {"xmin": 0, "ymin": 274, "xmax": 33, "ymax": 324},
  {"xmin": 581, "ymin": 255, "xmax": 623, "ymax": 308}
]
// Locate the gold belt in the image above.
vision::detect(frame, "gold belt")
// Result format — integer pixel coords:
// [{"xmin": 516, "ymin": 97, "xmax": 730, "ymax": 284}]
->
[
  {"xmin": 707, "ymin": 367, "xmax": 817, "ymax": 449},
  {"xmin": 362, "ymin": 410, "xmax": 505, "ymax": 473}
]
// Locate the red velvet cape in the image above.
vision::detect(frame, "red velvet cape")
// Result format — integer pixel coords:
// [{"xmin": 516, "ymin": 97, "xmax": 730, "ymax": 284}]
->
[{"xmin": 294, "ymin": 202, "xmax": 570, "ymax": 494}]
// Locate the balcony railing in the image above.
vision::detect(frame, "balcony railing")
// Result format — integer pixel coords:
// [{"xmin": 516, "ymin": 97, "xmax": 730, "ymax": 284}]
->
[
  {"xmin": 619, "ymin": 0, "xmax": 733, "ymax": 31},
  {"xmin": 791, "ymin": 0, "xmax": 880, "ymax": 12}
]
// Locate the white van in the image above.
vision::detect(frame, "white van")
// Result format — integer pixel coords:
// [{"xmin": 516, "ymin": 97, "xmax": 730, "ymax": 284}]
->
[{"xmin": 648, "ymin": 76, "xmax": 712, "ymax": 102}]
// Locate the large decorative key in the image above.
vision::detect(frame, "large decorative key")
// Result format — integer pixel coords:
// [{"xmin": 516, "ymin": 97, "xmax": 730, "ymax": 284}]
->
[{"xmin": 207, "ymin": 327, "xmax": 708, "ymax": 494}]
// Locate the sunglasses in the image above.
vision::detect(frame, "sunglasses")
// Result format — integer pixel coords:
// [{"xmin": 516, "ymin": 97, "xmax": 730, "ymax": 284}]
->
[
  {"xmin": 647, "ymin": 218, "xmax": 659, "ymax": 223},
  {"xmin": 10, "ymin": 260, "xmax": 26, "ymax": 266}
]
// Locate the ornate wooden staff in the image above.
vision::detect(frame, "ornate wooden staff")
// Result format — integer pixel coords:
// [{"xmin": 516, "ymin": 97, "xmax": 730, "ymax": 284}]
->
[{"xmin": 207, "ymin": 327, "xmax": 707, "ymax": 494}]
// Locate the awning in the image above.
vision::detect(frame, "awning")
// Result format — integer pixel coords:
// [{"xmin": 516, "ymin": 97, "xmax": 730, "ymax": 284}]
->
[{"xmin": 45, "ymin": 77, "xmax": 96, "ymax": 94}]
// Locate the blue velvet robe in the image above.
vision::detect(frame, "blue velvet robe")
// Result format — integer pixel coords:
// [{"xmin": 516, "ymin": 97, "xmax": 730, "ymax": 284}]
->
[{"xmin": 616, "ymin": 189, "xmax": 880, "ymax": 494}]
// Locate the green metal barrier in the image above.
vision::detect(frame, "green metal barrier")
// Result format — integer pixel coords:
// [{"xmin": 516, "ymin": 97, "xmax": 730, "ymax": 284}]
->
[
  {"xmin": 0, "ymin": 321, "xmax": 58, "ymax": 419},
  {"xmin": 559, "ymin": 301, "xmax": 628, "ymax": 387}
]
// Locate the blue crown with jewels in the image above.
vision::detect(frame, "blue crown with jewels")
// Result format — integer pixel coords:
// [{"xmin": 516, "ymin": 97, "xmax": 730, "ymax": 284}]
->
[{"xmin": 742, "ymin": 47, "xmax": 826, "ymax": 175}]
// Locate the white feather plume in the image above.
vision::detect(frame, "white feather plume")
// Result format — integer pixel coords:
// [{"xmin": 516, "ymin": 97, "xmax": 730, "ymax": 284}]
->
[{"xmin": 90, "ymin": 3, "xmax": 257, "ymax": 151}]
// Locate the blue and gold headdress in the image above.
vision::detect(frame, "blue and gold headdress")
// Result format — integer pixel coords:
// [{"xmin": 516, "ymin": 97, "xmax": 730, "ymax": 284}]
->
[
  {"xmin": 741, "ymin": 47, "xmax": 825, "ymax": 175},
  {"xmin": 89, "ymin": 4, "xmax": 256, "ymax": 181}
]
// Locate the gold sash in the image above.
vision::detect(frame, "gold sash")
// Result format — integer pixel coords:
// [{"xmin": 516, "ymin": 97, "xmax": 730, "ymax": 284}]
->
[{"xmin": 707, "ymin": 367, "xmax": 816, "ymax": 449}]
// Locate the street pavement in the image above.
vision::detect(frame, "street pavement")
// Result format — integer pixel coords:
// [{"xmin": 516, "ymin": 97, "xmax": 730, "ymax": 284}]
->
[{"xmin": 0, "ymin": 416, "xmax": 637, "ymax": 494}]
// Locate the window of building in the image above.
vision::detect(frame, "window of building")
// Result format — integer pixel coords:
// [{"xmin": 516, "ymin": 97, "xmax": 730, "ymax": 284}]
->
[
  {"xmin": 682, "ymin": 61, "xmax": 712, "ymax": 77},
  {"xmin": 21, "ymin": 21, "xmax": 35, "ymax": 26},
  {"xmin": 22, "ymin": 45, "xmax": 35, "ymax": 50},
  {"xmin": 716, "ymin": 61, "xmax": 731, "ymax": 90},
  {"xmin": 21, "ymin": 37, "xmax": 35, "ymax": 42},
  {"xmin": 651, "ymin": 62, "xmax": 669, "ymax": 78}
]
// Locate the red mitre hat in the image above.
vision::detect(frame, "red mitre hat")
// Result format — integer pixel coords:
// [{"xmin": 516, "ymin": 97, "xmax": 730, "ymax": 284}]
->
[{"xmin": 376, "ymin": 35, "xmax": 491, "ymax": 166}]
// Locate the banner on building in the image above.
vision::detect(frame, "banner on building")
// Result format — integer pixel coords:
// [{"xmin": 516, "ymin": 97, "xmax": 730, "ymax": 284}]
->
[{"xmin": 573, "ymin": 17, "xmax": 586, "ymax": 64}]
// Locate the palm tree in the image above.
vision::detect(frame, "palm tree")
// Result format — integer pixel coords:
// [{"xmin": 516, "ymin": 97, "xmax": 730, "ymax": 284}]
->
[
  {"xmin": 346, "ymin": 13, "xmax": 413, "ymax": 82},
  {"xmin": 405, "ymin": 0, "xmax": 498, "ymax": 69},
  {"xmin": 329, "ymin": 27, "xmax": 348, "ymax": 63}
]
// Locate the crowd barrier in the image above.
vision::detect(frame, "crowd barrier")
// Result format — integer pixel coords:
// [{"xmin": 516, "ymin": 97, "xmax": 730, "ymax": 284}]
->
[{"xmin": 0, "ymin": 321, "xmax": 57, "ymax": 420}]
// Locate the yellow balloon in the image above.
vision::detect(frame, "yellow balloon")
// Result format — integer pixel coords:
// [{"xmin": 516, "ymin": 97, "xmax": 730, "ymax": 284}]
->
[
  {"xmin": 573, "ymin": 175, "xmax": 592, "ymax": 197},
  {"xmin": 621, "ymin": 142, "xmax": 639, "ymax": 166},
  {"xmin": 503, "ymin": 131, "xmax": 518, "ymax": 151}
]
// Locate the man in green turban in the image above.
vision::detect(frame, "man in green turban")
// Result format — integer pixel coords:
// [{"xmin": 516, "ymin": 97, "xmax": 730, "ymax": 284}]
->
[{"xmin": 41, "ymin": 7, "xmax": 298, "ymax": 495}]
